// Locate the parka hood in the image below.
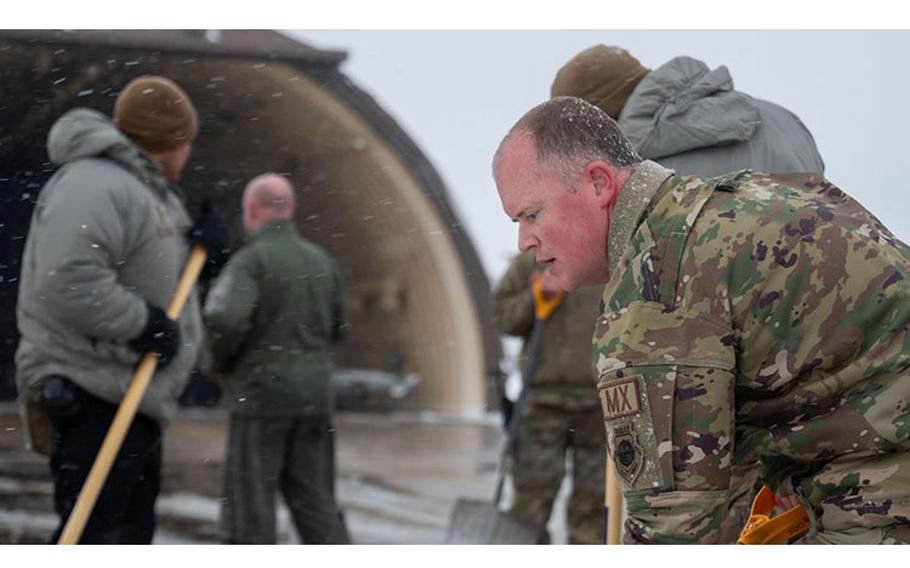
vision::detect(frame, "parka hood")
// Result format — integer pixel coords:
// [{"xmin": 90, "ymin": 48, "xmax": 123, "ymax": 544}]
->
[
  {"xmin": 618, "ymin": 56, "xmax": 761, "ymax": 159},
  {"xmin": 47, "ymin": 107, "xmax": 169, "ymax": 196}
]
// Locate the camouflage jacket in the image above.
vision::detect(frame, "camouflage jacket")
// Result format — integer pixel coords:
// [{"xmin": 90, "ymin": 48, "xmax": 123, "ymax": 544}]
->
[{"xmin": 594, "ymin": 161, "xmax": 910, "ymax": 544}]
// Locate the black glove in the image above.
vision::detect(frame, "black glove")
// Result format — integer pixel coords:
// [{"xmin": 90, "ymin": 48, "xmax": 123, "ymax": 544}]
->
[
  {"xmin": 189, "ymin": 199, "xmax": 231, "ymax": 280},
  {"xmin": 40, "ymin": 374, "xmax": 81, "ymax": 422},
  {"xmin": 129, "ymin": 302, "xmax": 180, "ymax": 369}
]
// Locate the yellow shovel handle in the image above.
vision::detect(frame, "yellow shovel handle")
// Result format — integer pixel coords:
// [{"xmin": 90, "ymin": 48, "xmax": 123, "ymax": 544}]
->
[
  {"xmin": 58, "ymin": 245, "xmax": 207, "ymax": 544},
  {"xmin": 531, "ymin": 274, "xmax": 565, "ymax": 320}
]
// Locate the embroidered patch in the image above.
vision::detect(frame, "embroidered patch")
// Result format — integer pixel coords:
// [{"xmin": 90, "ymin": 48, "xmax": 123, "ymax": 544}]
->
[
  {"xmin": 599, "ymin": 377, "xmax": 641, "ymax": 421},
  {"xmin": 613, "ymin": 423, "xmax": 644, "ymax": 485}
]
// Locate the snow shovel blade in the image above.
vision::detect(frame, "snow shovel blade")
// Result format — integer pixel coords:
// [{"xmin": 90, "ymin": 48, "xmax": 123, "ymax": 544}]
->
[{"xmin": 445, "ymin": 498, "xmax": 542, "ymax": 544}]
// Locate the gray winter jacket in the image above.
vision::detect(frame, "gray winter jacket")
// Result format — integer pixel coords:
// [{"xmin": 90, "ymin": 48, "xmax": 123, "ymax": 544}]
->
[
  {"xmin": 619, "ymin": 56, "xmax": 825, "ymax": 178},
  {"xmin": 15, "ymin": 108, "xmax": 203, "ymax": 454}
]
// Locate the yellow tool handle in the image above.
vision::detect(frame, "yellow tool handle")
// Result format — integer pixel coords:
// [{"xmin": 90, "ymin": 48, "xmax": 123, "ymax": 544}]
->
[
  {"xmin": 605, "ymin": 450, "xmax": 622, "ymax": 544},
  {"xmin": 531, "ymin": 274, "xmax": 565, "ymax": 320},
  {"xmin": 58, "ymin": 245, "xmax": 207, "ymax": 545},
  {"xmin": 737, "ymin": 485, "xmax": 810, "ymax": 545}
]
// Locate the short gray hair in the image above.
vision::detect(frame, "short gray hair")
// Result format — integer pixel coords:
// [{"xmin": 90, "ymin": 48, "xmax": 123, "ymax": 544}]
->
[{"xmin": 495, "ymin": 96, "xmax": 640, "ymax": 185}]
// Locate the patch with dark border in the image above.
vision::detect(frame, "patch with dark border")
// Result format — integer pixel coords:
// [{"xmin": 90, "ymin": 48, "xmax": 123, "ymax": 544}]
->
[
  {"xmin": 599, "ymin": 377, "xmax": 641, "ymax": 421},
  {"xmin": 613, "ymin": 423, "xmax": 644, "ymax": 485}
]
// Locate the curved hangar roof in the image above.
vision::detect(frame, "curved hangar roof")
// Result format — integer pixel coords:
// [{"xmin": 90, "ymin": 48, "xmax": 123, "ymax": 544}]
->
[{"xmin": 0, "ymin": 30, "xmax": 502, "ymax": 413}]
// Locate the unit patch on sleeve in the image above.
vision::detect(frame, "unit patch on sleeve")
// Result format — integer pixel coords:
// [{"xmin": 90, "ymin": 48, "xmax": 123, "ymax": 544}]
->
[
  {"xmin": 599, "ymin": 376, "xmax": 641, "ymax": 421},
  {"xmin": 613, "ymin": 423, "xmax": 644, "ymax": 485}
]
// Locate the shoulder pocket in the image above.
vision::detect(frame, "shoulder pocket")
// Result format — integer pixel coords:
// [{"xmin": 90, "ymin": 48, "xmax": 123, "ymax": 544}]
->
[{"xmin": 594, "ymin": 301, "xmax": 735, "ymax": 493}]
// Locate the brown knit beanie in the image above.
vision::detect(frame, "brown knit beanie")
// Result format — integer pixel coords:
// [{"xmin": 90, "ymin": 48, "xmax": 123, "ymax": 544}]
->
[
  {"xmin": 550, "ymin": 45, "xmax": 650, "ymax": 119},
  {"xmin": 113, "ymin": 75, "xmax": 198, "ymax": 154}
]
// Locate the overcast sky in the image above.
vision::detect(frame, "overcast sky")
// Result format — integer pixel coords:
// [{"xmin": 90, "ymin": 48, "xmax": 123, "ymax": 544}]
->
[
  {"xmin": 288, "ymin": 30, "xmax": 910, "ymax": 283},
  {"xmin": 10, "ymin": 4, "xmax": 908, "ymax": 285}
]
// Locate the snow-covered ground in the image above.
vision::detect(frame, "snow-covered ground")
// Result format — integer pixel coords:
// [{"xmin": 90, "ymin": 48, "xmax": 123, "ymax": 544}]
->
[{"xmin": 0, "ymin": 404, "xmax": 571, "ymax": 544}]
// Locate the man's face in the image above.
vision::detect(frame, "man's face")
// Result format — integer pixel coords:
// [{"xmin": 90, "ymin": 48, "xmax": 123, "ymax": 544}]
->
[
  {"xmin": 158, "ymin": 143, "xmax": 192, "ymax": 183},
  {"xmin": 495, "ymin": 134, "xmax": 611, "ymax": 291}
]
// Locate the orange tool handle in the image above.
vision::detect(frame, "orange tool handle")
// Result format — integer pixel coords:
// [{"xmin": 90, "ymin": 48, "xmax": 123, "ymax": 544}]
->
[
  {"xmin": 737, "ymin": 485, "xmax": 810, "ymax": 544},
  {"xmin": 531, "ymin": 274, "xmax": 565, "ymax": 320}
]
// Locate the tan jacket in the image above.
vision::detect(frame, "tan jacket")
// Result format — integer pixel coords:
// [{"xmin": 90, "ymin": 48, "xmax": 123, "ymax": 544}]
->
[{"xmin": 492, "ymin": 251, "xmax": 603, "ymax": 407}]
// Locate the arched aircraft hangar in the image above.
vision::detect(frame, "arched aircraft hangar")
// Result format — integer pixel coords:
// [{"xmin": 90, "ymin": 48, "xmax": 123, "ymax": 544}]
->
[{"xmin": 0, "ymin": 30, "xmax": 503, "ymax": 414}]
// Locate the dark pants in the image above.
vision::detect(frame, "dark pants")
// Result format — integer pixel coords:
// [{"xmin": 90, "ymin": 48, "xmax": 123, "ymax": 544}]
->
[
  {"xmin": 510, "ymin": 399, "xmax": 605, "ymax": 544},
  {"xmin": 49, "ymin": 380, "xmax": 162, "ymax": 544},
  {"xmin": 220, "ymin": 414, "xmax": 350, "ymax": 544}
]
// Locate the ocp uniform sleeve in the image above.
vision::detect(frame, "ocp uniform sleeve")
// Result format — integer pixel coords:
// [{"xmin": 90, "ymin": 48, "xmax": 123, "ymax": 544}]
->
[
  {"xmin": 594, "ymin": 177, "xmax": 737, "ymax": 544},
  {"xmin": 595, "ymin": 301, "xmax": 736, "ymax": 544}
]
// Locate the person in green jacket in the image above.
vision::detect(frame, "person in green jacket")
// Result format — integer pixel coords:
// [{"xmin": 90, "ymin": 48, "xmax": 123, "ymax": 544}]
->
[
  {"xmin": 493, "ymin": 251, "xmax": 605, "ymax": 543},
  {"xmin": 492, "ymin": 97, "xmax": 910, "ymax": 544},
  {"xmin": 204, "ymin": 173, "xmax": 350, "ymax": 544}
]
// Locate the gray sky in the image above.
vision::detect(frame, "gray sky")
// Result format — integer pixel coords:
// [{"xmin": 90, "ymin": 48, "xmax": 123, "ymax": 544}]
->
[{"xmin": 288, "ymin": 30, "xmax": 910, "ymax": 283}]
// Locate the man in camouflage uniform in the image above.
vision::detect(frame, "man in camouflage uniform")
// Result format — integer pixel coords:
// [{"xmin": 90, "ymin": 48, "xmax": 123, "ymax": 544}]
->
[
  {"xmin": 493, "ymin": 250, "xmax": 604, "ymax": 543},
  {"xmin": 550, "ymin": 44, "xmax": 828, "ymax": 542},
  {"xmin": 492, "ymin": 97, "xmax": 910, "ymax": 544}
]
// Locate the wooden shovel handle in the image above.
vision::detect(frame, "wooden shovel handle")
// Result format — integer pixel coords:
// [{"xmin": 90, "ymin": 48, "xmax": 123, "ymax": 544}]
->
[
  {"xmin": 605, "ymin": 452, "xmax": 623, "ymax": 544},
  {"xmin": 58, "ymin": 245, "xmax": 207, "ymax": 544}
]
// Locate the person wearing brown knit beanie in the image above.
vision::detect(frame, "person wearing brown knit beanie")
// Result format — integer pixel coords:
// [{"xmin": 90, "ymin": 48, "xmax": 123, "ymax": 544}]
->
[
  {"xmin": 551, "ymin": 45, "xmax": 649, "ymax": 120},
  {"xmin": 550, "ymin": 45, "xmax": 824, "ymax": 179},
  {"xmin": 15, "ymin": 73, "xmax": 231, "ymax": 543},
  {"xmin": 114, "ymin": 75, "xmax": 199, "ymax": 183}
]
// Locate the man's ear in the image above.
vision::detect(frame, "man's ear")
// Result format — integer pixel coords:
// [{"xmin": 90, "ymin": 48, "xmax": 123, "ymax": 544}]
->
[{"xmin": 585, "ymin": 160, "xmax": 620, "ymax": 209}]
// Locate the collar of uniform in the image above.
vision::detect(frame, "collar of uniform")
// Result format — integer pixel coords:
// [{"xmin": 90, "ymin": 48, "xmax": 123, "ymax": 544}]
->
[
  {"xmin": 606, "ymin": 160, "xmax": 674, "ymax": 276},
  {"xmin": 250, "ymin": 219, "xmax": 295, "ymax": 241}
]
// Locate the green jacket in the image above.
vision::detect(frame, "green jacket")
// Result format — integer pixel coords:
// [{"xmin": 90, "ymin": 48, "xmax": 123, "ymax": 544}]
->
[
  {"xmin": 594, "ymin": 161, "xmax": 910, "ymax": 544},
  {"xmin": 203, "ymin": 221, "xmax": 347, "ymax": 417},
  {"xmin": 492, "ymin": 251, "xmax": 602, "ymax": 408}
]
